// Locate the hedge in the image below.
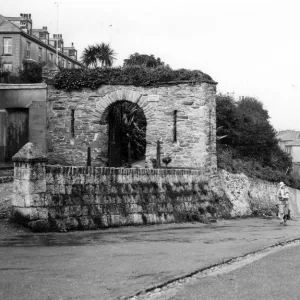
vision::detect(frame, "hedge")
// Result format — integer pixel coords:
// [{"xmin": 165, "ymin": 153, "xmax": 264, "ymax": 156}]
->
[{"xmin": 53, "ymin": 65, "xmax": 216, "ymax": 90}]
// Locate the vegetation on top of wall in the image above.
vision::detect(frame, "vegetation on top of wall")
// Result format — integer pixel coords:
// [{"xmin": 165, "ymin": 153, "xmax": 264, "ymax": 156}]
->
[
  {"xmin": 53, "ymin": 66, "xmax": 215, "ymax": 90},
  {"xmin": 216, "ymin": 93, "xmax": 300, "ymax": 189}
]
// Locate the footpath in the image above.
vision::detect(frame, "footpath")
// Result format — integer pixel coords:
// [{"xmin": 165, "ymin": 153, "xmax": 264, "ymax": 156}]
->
[{"xmin": 1, "ymin": 217, "xmax": 300, "ymax": 300}]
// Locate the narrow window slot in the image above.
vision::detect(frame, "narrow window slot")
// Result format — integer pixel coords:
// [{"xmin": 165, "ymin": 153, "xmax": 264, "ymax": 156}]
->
[
  {"xmin": 71, "ymin": 109, "xmax": 75, "ymax": 138},
  {"xmin": 173, "ymin": 110, "xmax": 177, "ymax": 142}
]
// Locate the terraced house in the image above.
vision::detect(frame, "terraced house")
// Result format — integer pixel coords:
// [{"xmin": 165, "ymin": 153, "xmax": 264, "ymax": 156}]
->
[{"xmin": 0, "ymin": 13, "xmax": 83, "ymax": 73}]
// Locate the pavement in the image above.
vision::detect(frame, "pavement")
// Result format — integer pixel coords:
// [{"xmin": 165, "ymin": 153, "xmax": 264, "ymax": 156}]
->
[{"xmin": 1, "ymin": 217, "xmax": 300, "ymax": 300}]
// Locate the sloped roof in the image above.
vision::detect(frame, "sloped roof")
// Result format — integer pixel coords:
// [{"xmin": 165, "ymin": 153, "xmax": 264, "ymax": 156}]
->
[
  {"xmin": 0, "ymin": 14, "xmax": 22, "ymax": 32},
  {"xmin": 277, "ymin": 130, "xmax": 300, "ymax": 141},
  {"xmin": 285, "ymin": 140, "xmax": 300, "ymax": 146}
]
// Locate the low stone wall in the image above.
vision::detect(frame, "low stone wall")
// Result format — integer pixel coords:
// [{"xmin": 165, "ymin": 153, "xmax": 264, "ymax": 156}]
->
[
  {"xmin": 11, "ymin": 143, "xmax": 218, "ymax": 232},
  {"xmin": 11, "ymin": 144, "xmax": 300, "ymax": 232}
]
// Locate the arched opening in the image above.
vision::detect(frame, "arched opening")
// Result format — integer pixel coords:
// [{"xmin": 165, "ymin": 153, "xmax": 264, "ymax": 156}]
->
[{"xmin": 107, "ymin": 101, "xmax": 147, "ymax": 167}]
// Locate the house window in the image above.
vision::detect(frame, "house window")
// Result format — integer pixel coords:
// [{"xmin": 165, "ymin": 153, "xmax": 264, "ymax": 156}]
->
[
  {"xmin": 62, "ymin": 59, "xmax": 65, "ymax": 68},
  {"xmin": 3, "ymin": 63, "xmax": 13, "ymax": 71},
  {"xmin": 25, "ymin": 42, "xmax": 31, "ymax": 58},
  {"xmin": 68, "ymin": 61, "xmax": 71, "ymax": 68},
  {"xmin": 3, "ymin": 38, "xmax": 12, "ymax": 55},
  {"xmin": 285, "ymin": 146, "xmax": 292, "ymax": 155},
  {"xmin": 38, "ymin": 48, "xmax": 42, "ymax": 62},
  {"xmin": 50, "ymin": 53, "xmax": 53, "ymax": 61}
]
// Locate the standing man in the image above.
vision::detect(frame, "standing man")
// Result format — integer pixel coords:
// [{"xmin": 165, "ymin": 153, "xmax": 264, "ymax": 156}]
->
[{"xmin": 277, "ymin": 182, "xmax": 290, "ymax": 225}]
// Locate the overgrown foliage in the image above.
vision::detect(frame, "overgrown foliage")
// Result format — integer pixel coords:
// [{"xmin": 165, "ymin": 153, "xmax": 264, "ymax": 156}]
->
[
  {"xmin": 53, "ymin": 66, "xmax": 214, "ymax": 90},
  {"xmin": 0, "ymin": 59, "xmax": 45, "ymax": 83},
  {"xmin": 18, "ymin": 60, "xmax": 45, "ymax": 83},
  {"xmin": 0, "ymin": 57, "xmax": 11, "ymax": 83},
  {"xmin": 216, "ymin": 93, "xmax": 300, "ymax": 188}
]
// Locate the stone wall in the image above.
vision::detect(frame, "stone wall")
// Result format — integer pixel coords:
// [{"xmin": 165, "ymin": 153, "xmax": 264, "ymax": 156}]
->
[
  {"xmin": 218, "ymin": 169, "xmax": 300, "ymax": 217},
  {"xmin": 12, "ymin": 144, "xmax": 300, "ymax": 232},
  {"xmin": 12, "ymin": 143, "xmax": 218, "ymax": 232},
  {"xmin": 47, "ymin": 83, "xmax": 217, "ymax": 173}
]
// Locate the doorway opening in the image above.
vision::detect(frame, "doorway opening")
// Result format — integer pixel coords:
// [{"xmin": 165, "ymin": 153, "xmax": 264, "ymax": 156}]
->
[
  {"xmin": 107, "ymin": 101, "xmax": 146, "ymax": 167},
  {"xmin": 4, "ymin": 108, "xmax": 29, "ymax": 162}
]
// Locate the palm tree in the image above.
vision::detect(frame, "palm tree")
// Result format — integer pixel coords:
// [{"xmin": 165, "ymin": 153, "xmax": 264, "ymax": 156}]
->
[
  {"xmin": 81, "ymin": 43, "xmax": 116, "ymax": 68},
  {"xmin": 95, "ymin": 43, "xmax": 116, "ymax": 67},
  {"xmin": 81, "ymin": 45, "xmax": 98, "ymax": 68}
]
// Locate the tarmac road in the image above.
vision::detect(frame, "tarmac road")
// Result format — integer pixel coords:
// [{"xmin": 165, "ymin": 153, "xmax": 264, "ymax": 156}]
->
[
  {"xmin": 153, "ymin": 242, "xmax": 300, "ymax": 300},
  {"xmin": 0, "ymin": 218, "xmax": 300, "ymax": 300}
]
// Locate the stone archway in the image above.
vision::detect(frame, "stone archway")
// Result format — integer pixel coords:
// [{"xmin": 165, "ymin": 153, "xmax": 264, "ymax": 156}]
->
[{"xmin": 93, "ymin": 89, "xmax": 157, "ymax": 167}]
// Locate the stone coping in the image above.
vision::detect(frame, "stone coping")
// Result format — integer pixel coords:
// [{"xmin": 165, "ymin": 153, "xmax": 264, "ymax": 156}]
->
[
  {"xmin": 0, "ymin": 83, "xmax": 47, "ymax": 90},
  {"xmin": 12, "ymin": 142, "xmax": 48, "ymax": 162},
  {"xmin": 44, "ymin": 165, "xmax": 207, "ymax": 177}
]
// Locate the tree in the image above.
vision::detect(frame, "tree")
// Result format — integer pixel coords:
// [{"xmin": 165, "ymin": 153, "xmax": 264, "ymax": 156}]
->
[
  {"xmin": 81, "ymin": 45, "xmax": 99, "ymax": 68},
  {"xmin": 123, "ymin": 53, "xmax": 165, "ymax": 68},
  {"xmin": 237, "ymin": 97, "xmax": 269, "ymax": 124},
  {"xmin": 235, "ymin": 97, "xmax": 278, "ymax": 164},
  {"xmin": 216, "ymin": 93, "xmax": 243, "ymax": 147},
  {"xmin": 81, "ymin": 43, "xmax": 116, "ymax": 68},
  {"xmin": 96, "ymin": 43, "xmax": 116, "ymax": 67},
  {"xmin": 216, "ymin": 93, "xmax": 292, "ymax": 173}
]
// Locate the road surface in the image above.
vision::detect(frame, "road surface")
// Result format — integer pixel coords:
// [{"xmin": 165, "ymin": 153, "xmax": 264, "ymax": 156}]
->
[
  {"xmin": 0, "ymin": 218, "xmax": 300, "ymax": 300},
  {"xmin": 150, "ymin": 242, "xmax": 300, "ymax": 300}
]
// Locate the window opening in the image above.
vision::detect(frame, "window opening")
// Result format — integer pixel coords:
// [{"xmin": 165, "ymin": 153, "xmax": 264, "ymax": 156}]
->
[
  {"xmin": 26, "ymin": 42, "xmax": 30, "ymax": 58},
  {"xmin": 3, "ymin": 38, "xmax": 12, "ymax": 55},
  {"xmin": 173, "ymin": 110, "xmax": 177, "ymax": 142},
  {"xmin": 71, "ymin": 109, "xmax": 75, "ymax": 138}
]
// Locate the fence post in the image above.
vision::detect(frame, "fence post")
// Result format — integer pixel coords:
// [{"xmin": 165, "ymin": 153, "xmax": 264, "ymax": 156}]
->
[{"xmin": 11, "ymin": 142, "xmax": 48, "ymax": 231}]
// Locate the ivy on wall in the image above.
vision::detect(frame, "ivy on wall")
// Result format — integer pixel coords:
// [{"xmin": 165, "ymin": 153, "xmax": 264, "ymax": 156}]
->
[{"xmin": 53, "ymin": 66, "xmax": 215, "ymax": 90}]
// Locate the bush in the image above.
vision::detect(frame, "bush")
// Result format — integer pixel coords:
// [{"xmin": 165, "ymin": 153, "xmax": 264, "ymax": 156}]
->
[
  {"xmin": 53, "ymin": 66, "xmax": 215, "ymax": 90},
  {"xmin": 217, "ymin": 144, "xmax": 300, "ymax": 189},
  {"xmin": 18, "ymin": 60, "xmax": 45, "ymax": 83}
]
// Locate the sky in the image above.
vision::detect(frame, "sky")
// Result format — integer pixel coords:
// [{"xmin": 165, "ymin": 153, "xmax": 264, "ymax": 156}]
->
[{"xmin": 2, "ymin": 0, "xmax": 300, "ymax": 130}]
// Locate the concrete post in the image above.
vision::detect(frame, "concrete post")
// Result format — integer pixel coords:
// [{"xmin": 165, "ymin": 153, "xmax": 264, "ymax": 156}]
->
[{"xmin": 11, "ymin": 142, "xmax": 49, "ymax": 231}]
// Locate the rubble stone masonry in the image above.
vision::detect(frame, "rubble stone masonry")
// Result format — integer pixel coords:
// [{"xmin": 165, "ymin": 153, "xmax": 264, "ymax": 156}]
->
[
  {"xmin": 12, "ymin": 143, "xmax": 215, "ymax": 232},
  {"xmin": 11, "ymin": 144, "xmax": 300, "ymax": 232},
  {"xmin": 46, "ymin": 83, "xmax": 217, "ymax": 174}
]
